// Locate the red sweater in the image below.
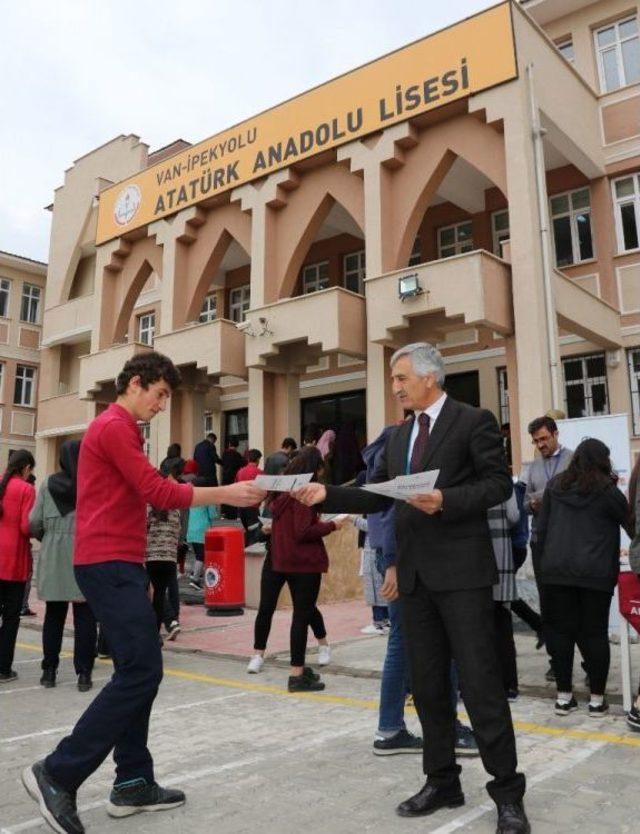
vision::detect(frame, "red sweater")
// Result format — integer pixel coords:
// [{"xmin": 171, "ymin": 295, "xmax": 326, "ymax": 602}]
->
[
  {"xmin": 0, "ymin": 476, "xmax": 35, "ymax": 581},
  {"xmin": 74, "ymin": 403, "xmax": 193, "ymax": 566},
  {"xmin": 270, "ymin": 493, "xmax": 335, "ymax": 574}
]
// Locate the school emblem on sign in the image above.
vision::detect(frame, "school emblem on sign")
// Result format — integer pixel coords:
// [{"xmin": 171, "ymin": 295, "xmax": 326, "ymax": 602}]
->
[
  {"xmin": 113, "ymin": 184, "xmax": 142, "ymax": 226},
  {"xmin": 205, "ymin": 566, "xmax": 221, "ymax": 590}
]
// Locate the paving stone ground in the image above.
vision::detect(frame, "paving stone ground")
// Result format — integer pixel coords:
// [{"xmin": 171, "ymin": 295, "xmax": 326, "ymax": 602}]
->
[{"xmin": 1, "ymin": 628, "xmax": 639, "ymax": 834}]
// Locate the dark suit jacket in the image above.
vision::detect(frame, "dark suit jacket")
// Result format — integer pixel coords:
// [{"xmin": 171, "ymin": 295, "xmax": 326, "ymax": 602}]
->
[
  {"xmin": 193, "ymin": 440, "xmax": 222, "ymax": 485},
  {"xmin": 323, "ymin": 397, "xmax": 512, "ymax": 593}
]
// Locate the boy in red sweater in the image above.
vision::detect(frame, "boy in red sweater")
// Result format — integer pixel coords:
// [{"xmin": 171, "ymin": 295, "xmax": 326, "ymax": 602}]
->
[{"xmin": 22, "ymin": 352, "xmax": 265, "ymax": 834}]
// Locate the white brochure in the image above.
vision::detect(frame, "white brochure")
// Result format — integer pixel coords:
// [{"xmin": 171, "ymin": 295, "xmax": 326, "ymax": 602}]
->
[
  {"xmin": 253, "ymin": 473, "xmax": 314, "ymax": 491},
  {"xmin": 361, "ymin": 469, "xmax": 440, "ymax": 501}
]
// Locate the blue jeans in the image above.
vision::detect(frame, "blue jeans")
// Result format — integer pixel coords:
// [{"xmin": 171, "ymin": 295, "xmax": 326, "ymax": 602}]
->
[{"xmin": 45, "ymin": 561, "xmax": 163, "ymax": 792}]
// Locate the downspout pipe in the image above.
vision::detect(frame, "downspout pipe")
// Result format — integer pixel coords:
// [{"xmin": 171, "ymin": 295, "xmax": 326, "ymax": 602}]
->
[{"xmin": 526, "ymin": 62, "xmax": 562, "ymax": 412}]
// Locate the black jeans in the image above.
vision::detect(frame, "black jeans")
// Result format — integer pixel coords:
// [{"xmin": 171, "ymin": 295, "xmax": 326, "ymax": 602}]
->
[
  {"xmin": 287, "ymin": 572, "xmax": 323, "ymax": 668},
  {"xmin": 494, "ymin": 602, "xmax": 518, "ymax": 692},
  {"xmin": 45, "ymin": 561, "xmax": 163, "ymax": 792},
  {"xmin": 42, "ymin": 601, "xmax": 97, "ymax": 675},
  {"xmin": 542, "ymin": 584, "xmax": 612, "ymax": 695},
  {"xmin": 402, "ymin": 579, "xmax": 525, "ymax": 805},
  {"xmin": 146, "ymin": 561, "xmax": 177, "ymax": 631},
  {"xmin": 254, "ymin": 555, "xmax": 326, "ymax": 651},
  {"xmin": 0, "ymin": 579, "xmax": 25, "ymax": 673}
]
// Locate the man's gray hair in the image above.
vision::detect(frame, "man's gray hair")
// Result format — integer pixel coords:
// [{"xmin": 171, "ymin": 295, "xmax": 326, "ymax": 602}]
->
[{"xmin": 390, "ymin": 342, "xmax": 445, "ymax": 385}]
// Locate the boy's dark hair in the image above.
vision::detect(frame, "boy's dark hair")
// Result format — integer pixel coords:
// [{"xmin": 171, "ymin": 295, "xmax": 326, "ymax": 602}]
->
[
  {"xmin": 115, "ymin": 352, "xmax": 181, "ymax": 396},
  {"xmin": 247, "ymin": 449, "xmax": 262, "ymax": 463},
  {"xmin": 207, "ymin": 433, "xmax": 217, "ymax": 442},
  {"xmin": 527, "ymin": 415, "xmax": 558, "ymax": 436},
  {"xmin": 227, "ymin": 436, "xmax": 240, "ymax": 448},
  {"xmin": 282, "ymin": 437, "xmax": 297, "ymax": 451},
  {"xmin": 283, "ymin": 446, "xmax": 323, "ymax": 478}
]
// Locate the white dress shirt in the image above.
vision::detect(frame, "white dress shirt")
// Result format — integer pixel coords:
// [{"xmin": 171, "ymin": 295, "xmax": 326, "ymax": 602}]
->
[{"xmin": 407, "ymin": 392, "xmax": 448, "ymax": 467}]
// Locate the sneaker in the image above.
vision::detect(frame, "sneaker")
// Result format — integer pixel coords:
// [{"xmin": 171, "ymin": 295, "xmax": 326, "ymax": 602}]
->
[
  {"xmin": 77, "ymin": 673, "xmax": 92, "ymax": 692},
  {"xmin": 303, "ymin": 666, "xmax": 321, "ymax": 681},
  {"xmin": 455, "ymin": 723, "xmax": 479, "ymax": 757},
  {"xmin": 555, "ymin": 696, "xmax": 578, "ymax": 716},
  {"xmin": 167, "ymin": 621, "xmax": 181, "ymax": 641},
  {"xmin": 40, "ymin": 668, "xmax": 56, "ymax": 688},
  {"xmin": 360, "ymin": 623, "xmax": 386, "ymax": 635},
  {"xmin": 373, "ymin": 728, "xmax": 423, "ymax": 755},
  {"xmin": 96, "ymin": 651, "xmax": 111, "ymax": 659},
  {"xmin": 247, "ymin": 654, "xmax": 264, "ymax": 674},
  {"xmin": 0, "ymin": 669, "xmax": 18, "ymax": 683},
  {"xmin": 317, "ymin": 645, "xmax": 331, "ymax": 666},
  {"xmin": 107, "ymin": 778, "xmax": 185, "ymax": 817},
  {"xmin": 588, "ymin": 699, "xmax": 609, "ymax": 717},
  {"xmin": 507, "ymin": 689, "xmax": 519, "ymax": 702},
  {"xmin": 22, "ymin": 760, "xmax": 85, "ymax": 833},
  {"xmin": 288, "ymin": 673, "xmax": 325, "ymax": 692},
  {"xmin": 188, "ymin": 580, "xmax": 202, "ymax": 591},
  {"xmin": 626, "ymin": 704, "xmax": 640, "ymax": 732}
]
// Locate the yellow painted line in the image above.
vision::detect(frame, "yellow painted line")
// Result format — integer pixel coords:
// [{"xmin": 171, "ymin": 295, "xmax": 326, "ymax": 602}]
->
[{"xmin": 16, "ymin": 641, "xmax": 640, "ymax": 748}]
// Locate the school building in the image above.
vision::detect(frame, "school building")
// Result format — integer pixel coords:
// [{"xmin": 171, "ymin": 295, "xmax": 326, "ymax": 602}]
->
[{"xmin": 36, "ymin": 0, "xmax": 640, "ymax": 478}]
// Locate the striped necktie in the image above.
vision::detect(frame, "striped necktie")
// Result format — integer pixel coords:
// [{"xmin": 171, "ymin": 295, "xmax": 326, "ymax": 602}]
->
[{"xmin": 410, "ymin": 413, "xmax": 430, "ymax": 474}]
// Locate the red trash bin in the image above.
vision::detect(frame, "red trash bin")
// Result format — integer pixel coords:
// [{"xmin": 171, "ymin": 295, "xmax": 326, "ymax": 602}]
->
[{"xmin": 204, "ymin": 526, "xmax": 245, "ymax": 616}]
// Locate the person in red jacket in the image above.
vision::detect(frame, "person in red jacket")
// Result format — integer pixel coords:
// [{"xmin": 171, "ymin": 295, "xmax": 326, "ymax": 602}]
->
[
  {"xmin": 269, "ymin": 446, "xmax": 346, "ymax": 692},
  {"xmin": 236, "ymin": 449, "xmax": 264, "ymax": 539},
  {"xmin": 22, "ymin": 351, "xmax": 266, "ymax": 834},
  {"xmin": 0, "ymin": 449, "xmax": 36, "ymax": 682}
]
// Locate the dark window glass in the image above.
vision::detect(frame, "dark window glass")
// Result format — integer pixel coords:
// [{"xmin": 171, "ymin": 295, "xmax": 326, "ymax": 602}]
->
[
  {"xmin": 566, "ymin": 385, "xmax": 586, "ymax": 417},
  {"xmin": 444, "ymin": 371, "xmax": 480, "ymax": 407},
  {"xmin": 553, "ymin": 216, "xmax": 573, "ymax": 266},
  {"xmin": 621, "ymin": 203, "xmax": 639, "ymax": 250},
  {"xmin": 563, "ymin": 360, "xmax": 583, "ymax": 382},
  {"xmin": 586, "ymin": 355, "xmax": 606, "ymax": 377},
  {"xmin": 576, "ymin": 213, "xmax": 593, "ymax": 260},
  {"xmin": 592, "ymin": 383, "xmax": 608, "ymax": 414}
]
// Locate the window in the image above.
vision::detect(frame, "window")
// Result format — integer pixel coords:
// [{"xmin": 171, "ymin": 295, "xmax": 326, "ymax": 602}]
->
[
  {"xmin": 20, "ymin": 283, "xmax": 41, "ymax": 324},
  {"xmin": 301, "ymin": 262, "xmax": 330, "ymax": 294},
  {"xmin": 343, "ymin": 250, "xmax": 366, "ymax": 294},
  {"xmin": 562, "ymin": 353, "xmax": 609, "ymax": 417},
  {"xmin": 137, "ymin": 313, "xmax": 155, "ymax": 346},
  {"xmin": 203, "ymin": 411, "xmax": 214, "ymax": 435},
  {"xmin": 14, "ymin": 365, "xmax": 36, "ymax": 407},
  {"xmin": 229, "ymin": 285, "xmax": 250, "ymax": 323},
  {"xmin": 549, "ymin": 188, "xmax": 593, "ymax": 267},
  {"xmin": 595, "ymin": 16, "xmax": 640, "ymax": 92},
  {"xmin": 224, "ymin": 408, "xmax": 248, "ymax": 453},
  {"xmin": 556, "ymin": 38, "xmax": 575, "ymax": 63},
  {"xmin": 497, "ymin": 367, "xmax": 510, "ymax": 425},
  {"xmin": 199, "ymin": 293, "xmax": 217, "ymax": 323},
  {"xmin": 0, "ymin": 279, "xmax": 10, "ymax": 318},
  {"xmin": 437, "ymin": 221, "xmax": 473, "ymax": 258},
  {"xmin": 408, "ymin": 236, "xmax": 422, "ymax": 267},
  {"xmin": 613, "ymin": 174, "xmax": 640, "ymax": 252},
  {"xmin": 138, "ymin": 422, "xmax": 151, "ymax": 458},
  {"xmin": 627, "ymin": 348, "xmax": 640, "ymax": 434},
  {"xmin": 491, "ymin": 210, "xmax": 510, "ymax": 256}
]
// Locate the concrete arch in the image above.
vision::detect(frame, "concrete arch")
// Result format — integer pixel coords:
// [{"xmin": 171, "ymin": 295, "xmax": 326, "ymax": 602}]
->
[
  {"xmin": 179, "ymin": 204, "xmax": 252, "ymax": 327},
  {"xmin": 389, "ymin": 115, "xmax": 508, "ymax": 270},
  {"xmin": 274, "ymin": 164, "xmax": 364, "ymax": 300},
  {"xmin": 101, "ymin": 236, "xmax": 163, "ymax": 347}
]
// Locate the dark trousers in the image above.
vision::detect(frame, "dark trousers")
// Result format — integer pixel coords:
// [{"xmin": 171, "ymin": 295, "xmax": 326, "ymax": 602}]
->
[
  {"xmin": 287, "ymin": 572, "xmax": 323, "ymax": 667},
  {"xmin": 165, "ymin": 569, "xmax": 179, "ymax": 624},
  {"xmin": 494, "ymin": 602, "xmax": 518, "ymax": 692},
  {"xmin": 254, "ymin": 555, "xmax": 326, "ymax": 651},
  {"xmin": 46, "ymin": 561, "xmax": 163, "ymax": 792},
  {"xmin": 0, "ymin": 579, "xmax": 25, "ymax": 673},
  {"xmin": 146, "ymin": 561, "xmax": 177, "ymax": 631},
  {"xmin": 401, "ymin": 579, "xmax": 525, "ymax": 805},
  {"xmin": 42, "ymin": 601, "xmax": 97, "ymax": 675},
  {"xmin": 543, "ymin": 584, "xmax": 612, "ymax": 694}
]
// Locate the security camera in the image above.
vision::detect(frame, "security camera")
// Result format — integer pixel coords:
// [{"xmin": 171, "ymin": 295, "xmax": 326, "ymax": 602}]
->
[{"xmin": 235, "ymin": 320, "xmax": 252, "ymax": 332}]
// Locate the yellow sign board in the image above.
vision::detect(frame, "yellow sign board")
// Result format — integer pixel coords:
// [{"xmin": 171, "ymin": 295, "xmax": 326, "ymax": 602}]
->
[{"xmin": 96, "ymin": 2, "xmax": 517, "ymax": 244}]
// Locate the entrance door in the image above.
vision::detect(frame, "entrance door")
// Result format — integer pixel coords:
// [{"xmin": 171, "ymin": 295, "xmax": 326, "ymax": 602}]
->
[
  {"xmin": 301, "ymin": 389, "xmax": 366, "ymax": 484},
  {"xmin": 444, "ymin": 371, "xmax": 480, "ymax": 407}
]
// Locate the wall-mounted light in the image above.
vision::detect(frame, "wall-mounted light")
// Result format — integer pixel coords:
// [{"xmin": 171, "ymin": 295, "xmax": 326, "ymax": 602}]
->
[{"xmin": 398, "ymin": 273, "xmax": 423, "ymax": 301}]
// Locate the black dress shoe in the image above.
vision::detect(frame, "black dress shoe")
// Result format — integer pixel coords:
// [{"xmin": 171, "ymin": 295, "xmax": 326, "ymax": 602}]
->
[
  {"xmin": 40, "ymin": 668, "xmax": 56, "ymax": 688},
  {"xmin": 496, "ymin": 801, "xmax": 531, "ymax": 834},
  {"xmin": 77, "ymin": 673, "xmax": 92, "ymax": 692},
  {"xmin": 396, "ymin": 781, "xmax": 465, "ymax": 817}
]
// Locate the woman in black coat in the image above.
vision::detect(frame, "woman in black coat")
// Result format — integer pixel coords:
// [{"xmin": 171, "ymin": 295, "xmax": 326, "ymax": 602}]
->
[{"xmin": 538, "ymin": 438, "xmax": 631, "ymax": 718}]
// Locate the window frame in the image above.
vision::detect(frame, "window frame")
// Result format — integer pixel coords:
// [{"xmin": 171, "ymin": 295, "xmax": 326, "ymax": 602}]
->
[
  {"xmin": 549, "ymin": 187, "xmax": 594, "ymax": 267},
  {"xmin": 556, "ymin": 37, "xmax": 575, "ymax": 63},
  {"xmin": 137, "ymin": 421, "xmax": 151, "ymax": 458},
  {"xmin": 497, "ymin": 366, "xmax": 510, "ymax": 425},
  {"xmin": 199, "ymin": 293, "xmax": 218, "ymax": 323},
  {"xmin": 20, "ymin": 282, "xmax": 41, "ymax": 324},
  {"xmin": 13, "ymin": 364, "xmax": 36, "ymax": 407},
  {"xmin": 301, "ymin": 261, "xmax": 330, "ymax": 295},
  {"xmin": 408, "ymin": 236, "xmax": 422, "ymax": 267},
  {"xmin": 594, "ymin": 15, "xmax": 640, "ymax": 93},
  {"xmin": 229, "ymin": 285, "xmax": 251, "ymax": 323},
  {"xmin": 561, "ymin": 352, "xmax": 610, "ymax": 418},
  {"xmin": 137, "ymin": 312, "xmax": 155, "ymax": 346},
  {"xmin": 491, "ymin": 210, "xmax": 510, "ymax": 257},
  {"xmin": 0, "ymin": 278, "xmax": 11, "ymax": 318},
  {"xmin": 343, "ymin": 250, "xmax": 366, "ymax": 295},
  {"xmin": 437, "ymin": 221, "xmax": 474, "ymax": 259},
  {"xmin": 612, "ymin": 173, "xmax": 640, "ymax": 254},
  {"xmin": 626, "ymin": 348, "xmax": 640, "ymax": 435}
]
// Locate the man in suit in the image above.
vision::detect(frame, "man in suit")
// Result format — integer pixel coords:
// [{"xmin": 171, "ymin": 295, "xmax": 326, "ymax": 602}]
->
[
  {"xmin": 294, "ymin": 342, "xmax": 529, "ymax": 834},
  {"xmin": 193, "ymin": 433, "xmax": 222, "ymax": 486}
]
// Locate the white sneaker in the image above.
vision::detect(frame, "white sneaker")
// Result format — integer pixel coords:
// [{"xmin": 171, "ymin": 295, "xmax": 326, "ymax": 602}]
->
[
  {"xmin": 318, "ymin": 645, "xmax": 331, "ymax": 666},
  {"xmin": 360, "ymin": 623, "xmax": 385, "ymax": 635},
  {"xmin": 247, "ymin": 655, "xmax": 264, "ymax": 674}
]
